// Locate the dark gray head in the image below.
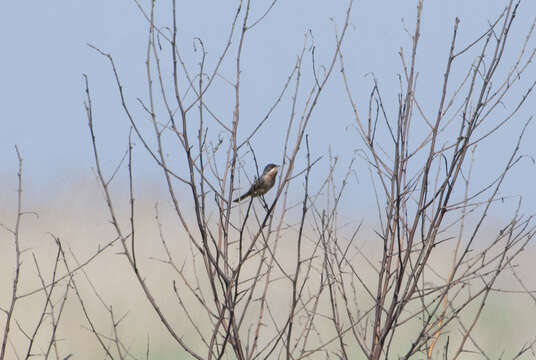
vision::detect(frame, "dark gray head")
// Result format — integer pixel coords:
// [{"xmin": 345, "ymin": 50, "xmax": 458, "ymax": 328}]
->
[{"xmin": 262, "ymin": 163, "xmax": 279, "ymax": 175}]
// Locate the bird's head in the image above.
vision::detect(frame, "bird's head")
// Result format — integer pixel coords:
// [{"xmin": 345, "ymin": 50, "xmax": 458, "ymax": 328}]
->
[{"xmin": 263, "ymin": 163, "xmax": 279, "ymax": 176}]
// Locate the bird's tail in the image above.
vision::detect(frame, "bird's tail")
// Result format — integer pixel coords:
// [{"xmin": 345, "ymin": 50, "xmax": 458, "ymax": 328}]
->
[{"xmin": 233, "ymin": 190, "xmax": 252, "ymax": 203}]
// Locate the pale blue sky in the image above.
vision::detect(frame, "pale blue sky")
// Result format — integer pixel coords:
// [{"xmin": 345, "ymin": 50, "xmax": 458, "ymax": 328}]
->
[{"xmin": 0, "ymin": 0, "xmax": 535, "ymax": 216}]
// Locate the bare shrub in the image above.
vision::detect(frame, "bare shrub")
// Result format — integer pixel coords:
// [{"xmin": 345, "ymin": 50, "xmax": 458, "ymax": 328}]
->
[{"xmin": 2, "ymin": 1, "xmax": 535, "ymax": 359}]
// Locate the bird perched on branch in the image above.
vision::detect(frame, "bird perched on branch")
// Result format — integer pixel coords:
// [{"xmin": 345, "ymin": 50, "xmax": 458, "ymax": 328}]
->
[{"xmin": 233, "ymin": 164, "xmax": 279, "ymax": 203}]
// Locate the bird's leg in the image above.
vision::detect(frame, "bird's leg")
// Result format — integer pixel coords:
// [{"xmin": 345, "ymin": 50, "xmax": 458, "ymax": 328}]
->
[{"xmin": 260, "ymin": 195, "xmax": 269, "ymax": 211}]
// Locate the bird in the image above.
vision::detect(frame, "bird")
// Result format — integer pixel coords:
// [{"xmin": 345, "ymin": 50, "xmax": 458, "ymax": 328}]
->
[{"xmin": 233, "ymin": 164, "xmax": 279, "ymax": 203}]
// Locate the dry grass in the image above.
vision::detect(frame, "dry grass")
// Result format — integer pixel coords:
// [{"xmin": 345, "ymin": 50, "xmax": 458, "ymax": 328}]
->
[{"xmin": 1, "ymin": 178, "xmax": 535, "ymax": 359}]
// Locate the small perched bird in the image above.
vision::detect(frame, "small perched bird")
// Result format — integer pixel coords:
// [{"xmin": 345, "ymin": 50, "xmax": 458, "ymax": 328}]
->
[{"xmin": 233, "ymin": 164, "xmax": 279, "ymax": 203}]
